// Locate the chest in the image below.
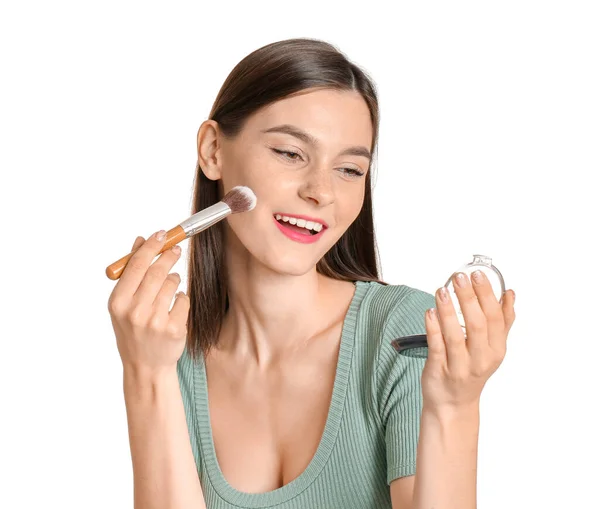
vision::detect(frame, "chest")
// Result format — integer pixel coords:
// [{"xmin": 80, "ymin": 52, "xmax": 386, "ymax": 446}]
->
[{"xmin": 205, "ymin": 352, "xmax": 338, "ymax": 493}]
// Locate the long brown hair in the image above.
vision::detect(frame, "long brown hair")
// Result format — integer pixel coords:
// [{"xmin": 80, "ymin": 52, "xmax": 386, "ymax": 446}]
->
[{"xmin": 185, "ymin": 38, "xmax": 385, "ymax": 360}]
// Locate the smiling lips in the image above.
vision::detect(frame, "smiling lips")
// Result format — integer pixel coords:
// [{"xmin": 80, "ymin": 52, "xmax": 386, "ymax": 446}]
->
[{"xmin": 273, "ymin": 213, "xmax": 328, "ymax": 244}]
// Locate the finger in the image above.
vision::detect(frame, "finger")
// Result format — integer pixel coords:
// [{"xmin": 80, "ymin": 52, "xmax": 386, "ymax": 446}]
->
[
  {"xmin": 425, "ymin": 307, "xmax": 447, "ymax": 367},
  {"xmin": 500, "ymin": 289, "xmax": 516, "ymax": 338},
  {"xmin": 169, "ymin": 291, "xmax": 190, "ymax": 339},
  {"xmin": 437, "ymin": 286, "xmax": 468, "ymax": 372},
  {"xmin": 470, "ymin": 270, "xmax": 505, "ymax": 347},
  {"xmin": 134, "ymin": 244, "xmax": 182, "ymax": 307},
  {"xmin": 131, "ymin": 236, "xmax": 145, "ymax": 252},
  {"xmin": 153, "ymin": 271, "xmax": 181, "ymax": 316},
  {"xmin": 111, "ymin": 234, "xmax": 160, "ymax": 300},
  {"xmin": 452, "ymin": 272, "xmax": 489, "ymax": 367},
  {"xmin": 116, "ymin": 230, "xmax": 169, "ymax": 297}
]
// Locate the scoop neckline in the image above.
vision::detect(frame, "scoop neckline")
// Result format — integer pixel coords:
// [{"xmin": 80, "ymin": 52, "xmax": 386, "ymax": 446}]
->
[{"xmin": 192, "ymin": 280, "xmax": 370, "ymax": 508}]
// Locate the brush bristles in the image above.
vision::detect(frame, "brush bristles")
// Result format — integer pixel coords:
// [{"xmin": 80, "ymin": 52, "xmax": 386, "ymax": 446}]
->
[{"xmin": 222, "ymin": 186, "xmax": 257, "ymax": 214}]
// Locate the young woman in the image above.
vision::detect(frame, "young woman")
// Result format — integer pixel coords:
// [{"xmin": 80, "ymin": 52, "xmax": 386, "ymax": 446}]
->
[{"xmin": 108, "ymin": 38, "xmax": 516, "ymax": 509}]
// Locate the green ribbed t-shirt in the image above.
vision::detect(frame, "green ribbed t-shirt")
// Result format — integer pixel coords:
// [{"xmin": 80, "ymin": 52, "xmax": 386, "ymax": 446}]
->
[{"xmin": 177, "ymin": 280, "xmax": 436, "ymax": 509}]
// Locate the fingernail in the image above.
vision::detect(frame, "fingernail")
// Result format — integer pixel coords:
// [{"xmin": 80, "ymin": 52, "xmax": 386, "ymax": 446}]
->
[
  {"xmin": 439, "ymin": 287, "xmax": 449, "ymax": 302},
  {"xmin": 172, "ymin": 245, "xmax": 181, "ymax": 255},
  {"xmin": 472, "ymin": 270, "xmax": 483, "ymax": 284},
  {"xmin": 455, "ymin": 272, "xmax": 467, "ymax": 288},
  {"xmin": 156, "ymin": 230, "xmax": 166, "ymax": 241}
]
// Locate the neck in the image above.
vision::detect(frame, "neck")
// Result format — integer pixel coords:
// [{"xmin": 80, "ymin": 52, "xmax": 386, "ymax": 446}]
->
[{"xmin": 217, "ymin": 228, "xmax": 350, "ymax": 367}]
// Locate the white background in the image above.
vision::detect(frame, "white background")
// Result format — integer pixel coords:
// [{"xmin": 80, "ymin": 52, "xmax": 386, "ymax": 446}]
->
[{"xmin": 1, "ymin": 0, "xmax": 598, "ymax": 507}]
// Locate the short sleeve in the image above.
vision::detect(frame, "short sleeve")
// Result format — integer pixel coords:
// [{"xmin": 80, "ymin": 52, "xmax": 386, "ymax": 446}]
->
[{"xmin": 374, "ymin": 287, "xmax": 436, "ymax": 484}]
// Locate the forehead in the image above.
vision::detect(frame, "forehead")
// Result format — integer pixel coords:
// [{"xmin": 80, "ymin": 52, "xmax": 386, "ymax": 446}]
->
[{"xmin": 245, "ymin": 88, "xmax": 373, "ymax": 148}]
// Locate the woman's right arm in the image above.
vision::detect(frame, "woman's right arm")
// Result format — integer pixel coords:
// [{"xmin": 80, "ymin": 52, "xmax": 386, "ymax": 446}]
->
[
  {"xmin": 124, "ymin": 366, "xmax": 205, "ymax": 509},
  {"xmin": 108, "ymin": 232, "xmax": 206, "ymax": 509}
]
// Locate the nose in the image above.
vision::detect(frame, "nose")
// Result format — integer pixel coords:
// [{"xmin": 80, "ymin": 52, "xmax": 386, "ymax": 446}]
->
[{"xmin": 298, "ymin": 167, "xmax": 334, "ymax": 207}]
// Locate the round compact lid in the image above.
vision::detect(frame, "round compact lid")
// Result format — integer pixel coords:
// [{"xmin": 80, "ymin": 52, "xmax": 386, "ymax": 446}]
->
[{"xmin": 444, "ymin": 254, "xmax": 506, "ymax": 330}]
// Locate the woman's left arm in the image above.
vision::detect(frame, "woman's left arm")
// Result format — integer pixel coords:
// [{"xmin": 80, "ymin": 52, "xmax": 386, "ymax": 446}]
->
[
  {"xmin": 391, "ymin": 270, "xmax": 516, "ymax": 509},
  {"xmin": 391, "ymin": 402, "xmax": 481, "ymax": 509}
]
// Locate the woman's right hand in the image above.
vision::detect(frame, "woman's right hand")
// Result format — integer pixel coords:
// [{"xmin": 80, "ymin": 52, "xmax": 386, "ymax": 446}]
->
[{"xmin": 107, "ymin": 230, "xmax": 189, "ymax": 376}]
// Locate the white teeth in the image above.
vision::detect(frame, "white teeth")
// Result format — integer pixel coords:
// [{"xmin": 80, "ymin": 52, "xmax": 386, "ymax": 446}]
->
[{"xmin": 275, "ymin": 214, "xmax": 325, "ymax": 233}]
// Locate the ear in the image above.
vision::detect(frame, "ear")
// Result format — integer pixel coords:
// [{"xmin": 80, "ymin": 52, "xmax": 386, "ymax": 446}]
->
[{"xmin": 197, "ymin": 120, "xmax": 223, "ymax": 181}]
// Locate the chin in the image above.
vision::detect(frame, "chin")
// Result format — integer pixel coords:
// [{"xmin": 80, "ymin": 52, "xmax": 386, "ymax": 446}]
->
[
  {"xmin": 227, "ymin": 218, "xmax": 338, "ymax": 277},
  {"xmin": 256, "ymin": 249, "xmax": 322, "ymax": 277}
]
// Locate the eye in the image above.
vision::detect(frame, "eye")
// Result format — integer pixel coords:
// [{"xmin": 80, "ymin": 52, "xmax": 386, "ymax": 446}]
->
[
  {"xmin": 272, "ymin": 149, "xmax": 303, "ymax": 161},
  {"xmin": 338, "ymin": 167, "xmax": 365, "ymax": 178}
]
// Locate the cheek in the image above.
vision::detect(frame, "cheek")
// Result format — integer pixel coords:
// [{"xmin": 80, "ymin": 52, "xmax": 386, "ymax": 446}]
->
[
  {"xmin": 221, "ymin": 149, "xmax": 281, "ymax": 196},
  {"xmin": 336, "ymin": 184, "xmax": 365, "ymax": 227},
  {"xmin": 219, "ymin": 138, "xmax": 263, "ymax": 183}
]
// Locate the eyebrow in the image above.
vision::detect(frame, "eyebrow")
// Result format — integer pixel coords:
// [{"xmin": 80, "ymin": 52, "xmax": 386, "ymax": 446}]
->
[{"xmin": 262, "ymin": 124, "xmax": 372, "ymax": 161}]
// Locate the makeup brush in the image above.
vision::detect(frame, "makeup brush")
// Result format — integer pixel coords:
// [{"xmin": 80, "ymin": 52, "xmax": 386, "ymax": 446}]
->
[{"xmin": 105, "ymin": 185, "xmax": 257, "ymax": 280}]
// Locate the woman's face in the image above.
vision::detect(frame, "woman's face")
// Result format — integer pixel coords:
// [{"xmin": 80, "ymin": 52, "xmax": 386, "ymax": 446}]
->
[{"xmin": 204, "ymin": 88, "xmax": 373, "ymax": 276}]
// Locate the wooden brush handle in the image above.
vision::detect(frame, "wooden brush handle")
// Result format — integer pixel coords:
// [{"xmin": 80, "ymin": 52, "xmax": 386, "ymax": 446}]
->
[{"xmin": 105, "ymin": 225, "xmax": 187, "ymax": 280}]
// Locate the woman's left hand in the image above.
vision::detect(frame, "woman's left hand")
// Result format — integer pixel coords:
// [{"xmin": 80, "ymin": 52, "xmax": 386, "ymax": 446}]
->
[{"xmin": 421, "ymin": 270, "xmax": 516, "ymax": 410}]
